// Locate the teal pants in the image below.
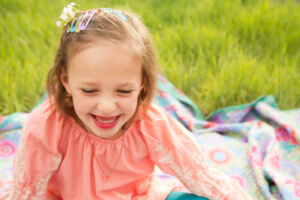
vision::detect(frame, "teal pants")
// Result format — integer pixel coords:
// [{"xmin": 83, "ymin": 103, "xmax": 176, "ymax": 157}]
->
[{"xmin": 166, "ymin": 191, "xmax": 209, "ymax": 200}]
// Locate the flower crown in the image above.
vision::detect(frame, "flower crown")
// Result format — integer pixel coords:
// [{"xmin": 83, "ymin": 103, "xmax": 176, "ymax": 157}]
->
[{"xmin": 56, "ymin": 3, "xmax": 129, "ymax": 33}]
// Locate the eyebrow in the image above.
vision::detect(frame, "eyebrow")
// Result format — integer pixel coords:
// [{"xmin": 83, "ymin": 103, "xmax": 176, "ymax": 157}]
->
[
  {"xmin": 79, "ymin": 82, "xmax": 137, "ymax": 87},
  {"xmin": 117, "ymin": 82, "xmax": 137, "ymax": 87},
  {"xmin": 78, "ymin": 81, "xmax": 97, "ymax": 86}
]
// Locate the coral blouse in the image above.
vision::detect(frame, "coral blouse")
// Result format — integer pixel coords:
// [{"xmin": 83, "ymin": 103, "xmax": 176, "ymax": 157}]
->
[{"xmin": 8, "ymin": 99, "xmax": 252, "ymax": 200}]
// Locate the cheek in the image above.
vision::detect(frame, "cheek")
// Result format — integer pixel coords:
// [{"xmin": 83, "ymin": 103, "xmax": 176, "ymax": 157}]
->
[
  {"xmin": 72, "ymin": 95, "xmax": 94, "ymax": 113},
  {"xmin": 119, "ymin": 96, "xmax": 139, "ymax": 114}
]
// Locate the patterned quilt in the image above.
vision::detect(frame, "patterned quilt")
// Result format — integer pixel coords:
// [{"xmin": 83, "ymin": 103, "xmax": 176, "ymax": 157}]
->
[{"xmin": 1, "ymin": 75, "xmax": 300, "ymax": 199}]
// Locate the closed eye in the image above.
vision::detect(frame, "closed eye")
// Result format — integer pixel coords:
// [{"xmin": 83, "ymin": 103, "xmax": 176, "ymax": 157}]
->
[
  {"xmin": 117, "ymin": 90, "xmax": 133, "ymax": 94},
  {"xmin": 82, "ymin": 89, "xmax": 97, "ymax": 94}
]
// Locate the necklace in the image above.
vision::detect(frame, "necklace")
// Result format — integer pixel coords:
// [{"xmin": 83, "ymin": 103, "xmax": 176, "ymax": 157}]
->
[{"xmin": 86, "ymin": 134, "xmax": 125, "ymax": 176}]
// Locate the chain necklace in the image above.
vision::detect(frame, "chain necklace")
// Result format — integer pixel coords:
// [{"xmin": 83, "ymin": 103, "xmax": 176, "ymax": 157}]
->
[{"xmin": 86, "ymin": 134, "xmax": 125, "ymax": 176}]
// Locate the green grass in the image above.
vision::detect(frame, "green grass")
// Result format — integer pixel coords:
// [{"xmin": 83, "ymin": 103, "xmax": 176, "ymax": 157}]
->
[{"xmin": 1, "ymin": 0, "xmax": 299, "ymax": 116}]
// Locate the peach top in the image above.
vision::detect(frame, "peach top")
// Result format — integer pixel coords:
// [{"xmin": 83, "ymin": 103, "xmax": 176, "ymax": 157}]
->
[{"xmin": 8, "ymin": 99, "xmax": 252, "ymax": 200}]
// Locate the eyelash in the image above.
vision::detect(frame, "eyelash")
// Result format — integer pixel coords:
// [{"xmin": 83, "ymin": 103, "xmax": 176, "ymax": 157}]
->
[
  {"xmin": 82, "ymin": 89, "xmax": 96, "ymax": 94},
  {"xmin": 81, "ymin": 89, "xmax": 133, "ymax": 94},
  {"xmin": 118, "ymin": 90, "xmax": 133, "ymax": 94}
]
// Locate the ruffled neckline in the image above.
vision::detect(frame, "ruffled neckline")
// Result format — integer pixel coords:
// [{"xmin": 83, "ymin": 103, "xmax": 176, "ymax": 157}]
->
[{"xmin": 67, "ymin": 115, "xmax": 135, "ymax": 145}]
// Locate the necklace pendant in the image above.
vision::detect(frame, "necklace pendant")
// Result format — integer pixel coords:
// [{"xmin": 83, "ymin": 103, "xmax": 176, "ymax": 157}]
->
[
  {"xmin": 103, "ymin": 173, "xmax": 111, "ymax": 180},
  {"xmin": 103, "ymin": 170, "xmax": 112, "ymax": 176},
  {"xmin": 87, "ymin": 134, "xmax": 125, "ymax": 177}
]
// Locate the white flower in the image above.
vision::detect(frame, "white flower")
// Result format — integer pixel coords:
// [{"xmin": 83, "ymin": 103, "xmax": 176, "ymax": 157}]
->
[
  {"xmin": 56, "ymin": 2, "xmax": 78, "ymax": 27},
  {"xmin": 67, "ymin": 4, "xmax": 73, "ymax": 11},
  {"xmin": 63, "ymin": 7, "xmax": 68, "ymax": 14},
  {"xmin": 69, "ymin": 11, "xmax": 75, "ymax": 18},
  {"xmin": 56, "ymin": 21, "xmax": 62, "ymax": 27},
  {"xmin": 60, "ymin": 13, "xmax": 68, "ymax": 20}
]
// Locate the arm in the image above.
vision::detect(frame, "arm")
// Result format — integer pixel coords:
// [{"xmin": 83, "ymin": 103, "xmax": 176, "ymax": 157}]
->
[
  {"xmin": 140, "ymin": 104, "xmax": 252, "ymax": 200},
  {"xmin": 7, "ymin": 103, "xmax": 63, "ymax": 199}
]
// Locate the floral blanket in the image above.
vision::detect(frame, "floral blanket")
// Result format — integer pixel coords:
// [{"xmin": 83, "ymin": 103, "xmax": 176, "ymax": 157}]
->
[{"xmin": 1, "ymin": 75, "xmax": 300, "ymax": 199}]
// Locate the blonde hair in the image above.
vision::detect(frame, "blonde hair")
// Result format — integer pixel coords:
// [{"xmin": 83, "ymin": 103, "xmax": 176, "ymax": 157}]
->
[{"xmin": 47, "ymin": 8, "xmax": 160, "ymax": 126}]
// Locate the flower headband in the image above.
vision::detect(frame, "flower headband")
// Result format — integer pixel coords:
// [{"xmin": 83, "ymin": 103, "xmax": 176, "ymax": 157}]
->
[{"xmin": 56, "ymin": 3, "xmax": 129, "ymax": 33}]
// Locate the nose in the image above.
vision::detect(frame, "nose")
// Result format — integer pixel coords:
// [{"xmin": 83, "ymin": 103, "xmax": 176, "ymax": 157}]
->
[{"xmin": 97, "ymin": 96, "xmax": 117, "ymax": 115}]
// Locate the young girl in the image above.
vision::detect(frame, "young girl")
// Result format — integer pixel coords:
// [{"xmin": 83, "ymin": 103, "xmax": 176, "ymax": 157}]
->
[{"xmin": 8, "ymin": 5, "xmax": 252, "ymax": 200}]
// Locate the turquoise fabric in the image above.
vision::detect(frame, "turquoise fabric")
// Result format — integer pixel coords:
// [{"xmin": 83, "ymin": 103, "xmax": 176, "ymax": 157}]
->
[{"xmin": 166, "ymin": 191, "xmax": 209, "ymax": 200}]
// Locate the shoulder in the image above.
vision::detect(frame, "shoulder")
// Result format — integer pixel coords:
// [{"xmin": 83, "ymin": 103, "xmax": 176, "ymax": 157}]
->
[
  {"xmin": 142, "ymin": 103, "xmax": 170, "ymax": 123},
  {"xmin": 24, "ymin": 98, "xmax": 71, "ymax": 151},
  {"xmin": 28, "ymin": 99, "xmax": 62, "ymax": 124},
  {"xmin": 136, "ymin": 103, "xmax": 182, "ymax": 139},
  {"xmin": 135, "ymin": 104, "xmax": 197, "ymax": 155},
  {"xmin": 26, "ymin": 99, "xmax": 68, "ymax": 132}
]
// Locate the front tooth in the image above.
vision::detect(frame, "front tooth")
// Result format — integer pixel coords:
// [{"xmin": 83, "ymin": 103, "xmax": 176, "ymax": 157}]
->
[{"xmin": 96, "ymin": 117, "xmax": 116, "ymax": 124}]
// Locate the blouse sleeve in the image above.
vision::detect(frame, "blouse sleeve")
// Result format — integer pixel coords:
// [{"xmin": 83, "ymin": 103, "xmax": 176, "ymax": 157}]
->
[
  {"xmin": 7, "ymin": 102, "xmax": 63, "ymax": 200},
  {"xmin": 139, "ymin": 104, "xmax": 252, "ymax": 200}
]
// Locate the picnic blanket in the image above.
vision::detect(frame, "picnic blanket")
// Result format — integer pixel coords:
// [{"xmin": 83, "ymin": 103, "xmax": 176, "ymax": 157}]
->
[{"xmin": 1, "ymin": 75, "xmax": 300, "ymax": 199}]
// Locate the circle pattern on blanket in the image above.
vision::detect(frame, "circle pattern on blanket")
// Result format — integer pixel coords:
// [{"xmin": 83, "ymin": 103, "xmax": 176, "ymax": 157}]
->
[
  {"xmin": 0, "ymin": 142, "xmax": 15, "ymax": 158},
  {"xmin": 280, "ymin": 160, "xmax": 299, "ymax": 176},
  {"xmin": 210, "ymin": 149, "xmax": 231, "ymax": 164}
]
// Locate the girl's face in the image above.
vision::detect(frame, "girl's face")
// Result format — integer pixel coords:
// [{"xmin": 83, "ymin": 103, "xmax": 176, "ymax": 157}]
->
[{"xmin": 61, "ymin": 41, "xmax": 143, "ymax": 140}]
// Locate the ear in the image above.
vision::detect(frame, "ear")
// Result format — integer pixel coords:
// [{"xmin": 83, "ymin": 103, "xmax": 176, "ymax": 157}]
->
[
  {"xmin": 60, "ymin": 69, "xmax": 72, "ymax": 95},
  {"xmin": 140, "ymin": 78, "xmax": 145, "ymax": 93}
]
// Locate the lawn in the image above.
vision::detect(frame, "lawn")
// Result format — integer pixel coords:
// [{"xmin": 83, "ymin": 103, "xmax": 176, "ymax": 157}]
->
[{"xmin": 0, "ymin": 0, "xmax": 299, "ymax": 116}]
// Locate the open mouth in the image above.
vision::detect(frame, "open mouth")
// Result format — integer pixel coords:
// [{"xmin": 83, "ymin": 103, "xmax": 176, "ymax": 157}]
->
[
  {"xmin": 95, "ymin": 116, "xmax": 117, "ymax": 123},
  {"xmin": 92, "ymin": 115, "xmax": 120, "ymax": 129}
]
